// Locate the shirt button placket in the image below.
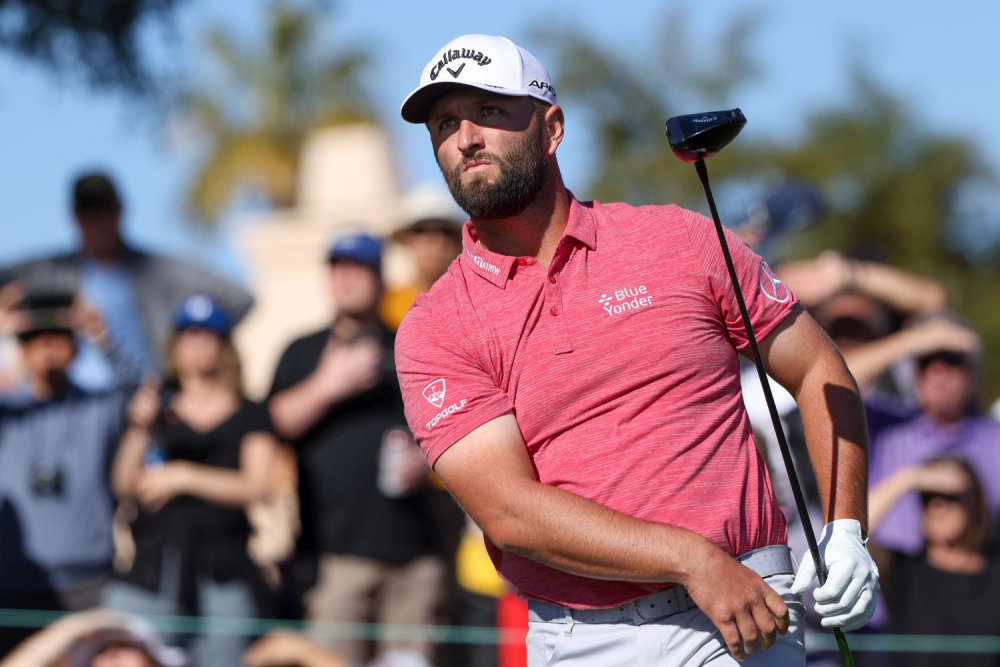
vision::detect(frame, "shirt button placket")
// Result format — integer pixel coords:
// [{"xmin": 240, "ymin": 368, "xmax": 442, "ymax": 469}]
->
[{"xmin": 547, "ymin": 271, "xmax": 572, "ymax": 353}]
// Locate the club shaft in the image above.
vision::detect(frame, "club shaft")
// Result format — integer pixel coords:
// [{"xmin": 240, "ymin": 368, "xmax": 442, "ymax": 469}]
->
[{"xmin": 694, "ymin": 158, "xmax": 854, "ymax": 666}]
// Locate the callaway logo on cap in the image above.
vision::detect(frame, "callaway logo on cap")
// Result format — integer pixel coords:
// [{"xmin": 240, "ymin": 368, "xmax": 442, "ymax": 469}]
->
[{"xmin": 400, "ymin": 34, "xmax": 557, "ymax": 124}]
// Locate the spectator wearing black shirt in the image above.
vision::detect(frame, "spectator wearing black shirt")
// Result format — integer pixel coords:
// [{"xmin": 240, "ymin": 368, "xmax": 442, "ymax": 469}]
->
[
  {"xmin": 106, "ymin": 295, "xmax": 278, "ymax": 667},
  {"xmin": 269, "ymin": 234, "xmax": 443, "ymax": 665},
  {"xmin": 869, "ymin": 454, "xmax": 1000, "ymax": 667}
]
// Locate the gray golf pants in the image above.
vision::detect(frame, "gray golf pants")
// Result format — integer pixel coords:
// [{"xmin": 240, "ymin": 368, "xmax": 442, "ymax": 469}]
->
[{"xmin": 526, "ymin": 559, "xmax": 805, "ymax": 666}]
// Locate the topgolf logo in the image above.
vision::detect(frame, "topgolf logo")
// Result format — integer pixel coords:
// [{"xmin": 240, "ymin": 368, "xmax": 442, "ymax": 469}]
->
[
  {"xmin": 599, "ymin": 285, "xmax": 654, "ymax": 317},
  {"xmin": 422, "ymin": 378, "xmax": 468, "ymax": 430},
  {"xmin": 422, "ymin": 379, "xmax": 447, "ymax": 408}
]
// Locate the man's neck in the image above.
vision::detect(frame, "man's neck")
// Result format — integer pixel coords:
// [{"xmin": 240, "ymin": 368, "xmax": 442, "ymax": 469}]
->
[
  {"xmin": 84, "ymin": 240, "xmax": 127, "ymax": 266},
  {"xmin": 472, "ymin": 181, "xmax": 570, "ymax": 268},
  {"xmin": 332, "ymin": 312, "xmax": 380, "ymax": 340},
  {"xmin": 28, "ymin": 374, "xmax": 69, "ymax": 401}
]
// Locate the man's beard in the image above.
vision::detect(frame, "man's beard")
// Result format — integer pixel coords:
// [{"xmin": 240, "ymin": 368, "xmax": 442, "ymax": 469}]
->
[{"xmin": 438, "ymin": 120, "xmax": 546, "ymax": 220}]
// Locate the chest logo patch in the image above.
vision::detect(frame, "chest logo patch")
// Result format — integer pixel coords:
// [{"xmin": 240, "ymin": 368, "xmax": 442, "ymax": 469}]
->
[
  {"xmin": 758, "ymin": 261, "xmax": 791, "ymax": 304},
  {"xmin": 422, "ymin": 379, "xmax": 447, "ymax": 408},
  {"xmin": 599, "ymin": 285, "xmax": 654, "ymax": 317}
]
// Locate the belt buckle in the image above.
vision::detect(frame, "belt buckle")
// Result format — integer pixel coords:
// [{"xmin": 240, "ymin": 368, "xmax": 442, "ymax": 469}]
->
[{"xmin": 626, "ymin": 599, "xmax": 651, "ymax": 625}]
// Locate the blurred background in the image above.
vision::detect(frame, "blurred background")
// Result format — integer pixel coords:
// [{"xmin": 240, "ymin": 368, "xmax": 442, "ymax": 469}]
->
[
  {"xmin": 3, "ymin": 0, "xmax": 1000, "ymax": 396},
  {"xmin": 2, "ymin": 1, "xmax": 1000, "ymax": 666}
]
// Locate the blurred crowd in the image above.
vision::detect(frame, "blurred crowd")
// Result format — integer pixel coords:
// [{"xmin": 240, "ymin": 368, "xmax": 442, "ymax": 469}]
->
[{"xmin": 0, "ymin": 173, "xmax": 998, "ymax": 667}]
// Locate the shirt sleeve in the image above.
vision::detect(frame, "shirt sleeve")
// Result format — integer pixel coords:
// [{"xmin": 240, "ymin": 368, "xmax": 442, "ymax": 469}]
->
[
  {"xmin": 395, "ymin": 306, "xmax": 513, "ymax": 467},
  {"xmin": 268, "ymin": 341, "xmax": 304, "ymax": 399},
  {"xmin": 682, "ymin": 209, "xmax": 799, "ymax": 350},
  {"xmin": 243, "ymin": 400, "xmax": 276, "ymax": 435}
]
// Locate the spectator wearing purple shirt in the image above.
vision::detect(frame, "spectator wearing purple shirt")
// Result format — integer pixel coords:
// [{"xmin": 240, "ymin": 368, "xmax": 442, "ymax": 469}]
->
[{"xmin": 870, "ymin": 344, "xmax": 1000, "ymax": 555}]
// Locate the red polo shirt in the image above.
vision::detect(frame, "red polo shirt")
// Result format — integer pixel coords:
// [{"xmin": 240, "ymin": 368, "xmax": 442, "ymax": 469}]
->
[{"xmin": 395, "ymin": 192, "xmax": 796, "ymax": 609}]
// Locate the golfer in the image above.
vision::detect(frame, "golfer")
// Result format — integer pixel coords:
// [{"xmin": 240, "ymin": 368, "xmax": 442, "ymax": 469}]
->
[{"xmin": 395, "ymin": 35, "xmax": 879, "ymax": 665}]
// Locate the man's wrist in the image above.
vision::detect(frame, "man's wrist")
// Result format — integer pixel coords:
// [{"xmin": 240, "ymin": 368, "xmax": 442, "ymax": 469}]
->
[
  {"xmin": 671, "ymin": 532, "xmax": 722, "ymax": 586},
  {"xmin": 824, "ymin": 518, "xmax": 867, "ymax": 541},
  {"xmin": 309, "ymin": 368, "xmax": 351, "ymax": 403}
]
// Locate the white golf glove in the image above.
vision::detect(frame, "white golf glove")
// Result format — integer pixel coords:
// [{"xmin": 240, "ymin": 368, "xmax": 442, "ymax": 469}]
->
[{"xmin": 791, "ymin": 519, "xmax": 880, "ymax": 631}]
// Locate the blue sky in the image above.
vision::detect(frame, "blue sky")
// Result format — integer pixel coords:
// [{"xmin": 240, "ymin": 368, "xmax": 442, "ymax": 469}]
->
[{"xmin": 2, "ymin": 0, "xmax": 998, "ymax": 278}]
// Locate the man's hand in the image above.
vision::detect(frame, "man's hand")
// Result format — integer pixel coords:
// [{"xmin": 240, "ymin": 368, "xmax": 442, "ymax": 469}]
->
[
  {"xmin": 791, "ymin": 519, "xmax": 879, "ymax": 631},
  {"xmin": 314, "ymin": 336, "xmax": 382, "ymax": 400},
  {"xmin": 61, "ymin": 298, "xmax": 109, "ymax": 346},
  {"xmin": 269, "ymin": 335, "xmax": 383, "ymax": 442},
  {"xmin": 0, "ymin": 282, "xmax": 30, "ymax": 336},
  {"xmin": 682, "ymin": 545, "xmax": 790, "ymax": 661}
]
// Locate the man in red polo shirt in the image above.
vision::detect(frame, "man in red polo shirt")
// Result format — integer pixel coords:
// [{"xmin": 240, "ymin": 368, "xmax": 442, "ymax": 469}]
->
[{"xmin": 396, "ymin": 35, "xmax": 879, "ymax": 665}]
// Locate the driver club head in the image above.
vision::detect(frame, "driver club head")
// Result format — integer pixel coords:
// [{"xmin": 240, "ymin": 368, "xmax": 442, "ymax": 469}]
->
[{"xmin": 665, "ymin": 109, "xmax": 747, "ymax": 163}]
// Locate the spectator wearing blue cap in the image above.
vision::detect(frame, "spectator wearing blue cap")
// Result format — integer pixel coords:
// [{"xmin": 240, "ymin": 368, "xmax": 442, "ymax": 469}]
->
[
  {"xmin": 268, "ymin": 234, "xmax": 445, "ymax": 664},
  {"xmin": 106, "ymin": 294, "xmax": 279, "ymax": 666}
]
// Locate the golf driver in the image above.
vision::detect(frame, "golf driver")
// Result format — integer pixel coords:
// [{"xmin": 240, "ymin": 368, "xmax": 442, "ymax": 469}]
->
[{"xmin": 665, "ymin": 109, "xmax": 855, "ymax": 667}]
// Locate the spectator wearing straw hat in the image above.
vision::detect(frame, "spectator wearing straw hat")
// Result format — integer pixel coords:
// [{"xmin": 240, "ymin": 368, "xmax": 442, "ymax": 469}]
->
[{"xmin": 381, "ymin": 186, "xmax": 464, "ymax": 332}]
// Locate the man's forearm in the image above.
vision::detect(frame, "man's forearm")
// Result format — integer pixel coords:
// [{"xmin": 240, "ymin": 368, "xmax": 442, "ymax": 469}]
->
[
  {"xmin": 469, "ymin": 476, "xmax": 718, "ymax": 585},
  {"xmin": 792, "ymin": 348, "xmax": 870, "ymax": 533},
  {"xmin": 270, "ymin": 374, "xmax": 340, "ymax": 441}
]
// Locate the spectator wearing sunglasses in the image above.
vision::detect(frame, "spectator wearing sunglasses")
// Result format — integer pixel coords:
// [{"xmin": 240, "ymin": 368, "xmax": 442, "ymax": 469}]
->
[
  {"xmin": 867, "ymin": 319, "xmax": 1000, "ymax": 556},
  {"xmin": 869, "ymin": 455, "xmax": 1000, "ymax": 667}
]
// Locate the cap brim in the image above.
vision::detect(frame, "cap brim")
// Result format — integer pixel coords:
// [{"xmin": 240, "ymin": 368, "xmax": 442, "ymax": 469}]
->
[
  {"xmin": 391, "ymin": 218, "xmax": 463, "ymax": 243},
  {"xmin": 400, "ymin": 81, "xmax": 531, "ymax": 124}
]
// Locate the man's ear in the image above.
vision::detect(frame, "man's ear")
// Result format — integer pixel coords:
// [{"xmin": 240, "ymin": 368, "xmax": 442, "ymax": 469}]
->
[{"xmin": 543, "ymin": 104, "xmax": 565, "ymax": 155}]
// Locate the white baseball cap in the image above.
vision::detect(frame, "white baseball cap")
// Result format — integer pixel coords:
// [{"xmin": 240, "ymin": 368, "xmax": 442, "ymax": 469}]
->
[{"xmin": 400, "ymin": 34, "xmax": 557, "ymax": 124}]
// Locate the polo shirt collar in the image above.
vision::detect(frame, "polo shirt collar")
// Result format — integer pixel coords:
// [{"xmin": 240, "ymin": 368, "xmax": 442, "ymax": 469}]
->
[
  {"xmin": 461, "ymin": 223, "xmax": 516, "ymax": 288},
  {"xmin": 563, "ymin": 190, "xmax": 598, "ymax": 251},
  {"xmin": 459, "ymin": 190, "xmax": 598, "ymax": 289}
]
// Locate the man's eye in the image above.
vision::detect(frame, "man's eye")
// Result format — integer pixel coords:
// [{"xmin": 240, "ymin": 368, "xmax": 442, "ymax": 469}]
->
[
  {"xmin": 438, "ymin": 118, "xmax": 457, "ymax": 131},
  {"xmin": 482, "ymin": 106, "xmax": 501, "ymax": 116}
]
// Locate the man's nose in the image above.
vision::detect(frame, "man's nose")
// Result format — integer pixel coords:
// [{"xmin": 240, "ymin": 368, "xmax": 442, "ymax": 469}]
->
[{"xmin": 456, "ymin": 119, "xmax": 484, "ymax": 154}]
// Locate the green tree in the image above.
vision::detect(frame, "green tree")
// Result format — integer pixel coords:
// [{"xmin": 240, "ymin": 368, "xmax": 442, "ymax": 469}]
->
[
  {"xmin": 544, "ymin": 12, "xmax": 1000, "ymax": 401},
  {"xmin": 177, "ymin": 1, "xmax": 374, "ymax": 223},
  {"xmin": 536, "ymin": 8, "xmax": 763, "ymax": 209},
  {"xmin": 0, "ymin": 0, "xmax": 188, "ymax": 92}
]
